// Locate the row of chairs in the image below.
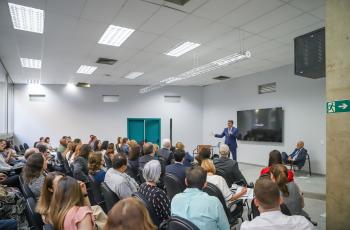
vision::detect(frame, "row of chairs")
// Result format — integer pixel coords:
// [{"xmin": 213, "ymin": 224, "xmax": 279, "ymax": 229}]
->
[{"xmin": 13, "ymin": 143, "xmax": 29, "ymax": 154}]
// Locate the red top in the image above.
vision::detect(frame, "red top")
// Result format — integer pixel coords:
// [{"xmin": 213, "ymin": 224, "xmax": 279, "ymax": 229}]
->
[{"xmin": 260, "ymin": 166, "xmax": 294, "ymax": 182}]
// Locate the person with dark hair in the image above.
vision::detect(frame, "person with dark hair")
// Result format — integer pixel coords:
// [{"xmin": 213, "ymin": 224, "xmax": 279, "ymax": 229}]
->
[
  {"xmin": 34, "ymin": 137, "xmax": 44, "ymax": 148},
  {"xmin": 138, "ymin": 142, "xmax": 154, "ymax": 170},
  {"xmin": 21, "ymin": 152, "xmax": 47, "ymax": 199},
  {"xmin": 213, "ymin": 120, "xmax": 239, "ymax": 161},
  {"xmin": 88, "ymin": 152, "xmax": 106, "ymax": 184},
  {"xmin": 93, "ymin": 140, "xmax": 102, "ymax": 152},
  {"xmin": 88, "ymin": 135, "xmax": 97, "ymax": 149},
  {"xmin": 240, "ymin": 177, "xmax": 314, "ymax": 230},
  {"xmin": 270, "ymin": 164, "xmax": 310, "ymax": 218},
  {"xmin": 126, "ymin": 145, "xmax": 140, "ymax": 181},
  {"xmin": 165, "ymin": 149, "xmax": 188, "ymax": 184},
  {"xmin": 73, "ymin": 144, "xmax": 92, "ymax": 183},
  {"xmin": 260, "ymin": 150, "xmax": 294, "ymax": 182},
  {"xmin": 171, "ymin": 166, "xmax": 230, "ymax": 230},
  {"xmin": 57, "ymin": 137, "xmax": 67, "ymax": 153},
  {"xmin": 104, "ymin": 154, "xmax": 139, "ymax": 199},
  {"xmin": 44, "ymin": 137, "xmax": 53, "ymax": 151},
  {"xmin": 195, "ymin": 146, "xmax": 211, "ymax": 165},
  {"xmin": 100, "ymin": 141, "xmax": 109, "ymax": 154},
  {"xmin": 121, "ymin": 138, "xmax": 129, "ymax": 154},
  {"xmin": 105, "ymin": 197, "xmax": 156, "ymax": 230}
]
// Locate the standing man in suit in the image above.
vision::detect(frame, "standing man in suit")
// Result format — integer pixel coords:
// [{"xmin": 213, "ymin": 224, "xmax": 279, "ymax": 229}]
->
[
  {"xmin": 214, "ymin": 120, "xmax": 239, "ymax": 161},
  {"xmin": 282, "ymin": 141, "xmax": 308, "ymax": 169}
]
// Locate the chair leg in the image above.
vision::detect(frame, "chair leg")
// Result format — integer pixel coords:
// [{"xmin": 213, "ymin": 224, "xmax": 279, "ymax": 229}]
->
[{"xmin": 308, "ymin": 158, "xmax": 311, "ymax": 176}]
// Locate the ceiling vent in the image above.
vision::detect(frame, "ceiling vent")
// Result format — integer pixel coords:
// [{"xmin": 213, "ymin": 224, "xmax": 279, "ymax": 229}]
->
[
  {"xmin": 96, "ymin": 57, "xmax": 117, "ymax": 65},
  {"xmin": 213, "ymin": 76, "xmax": 231, "ymax": 81},
  {"xmin": 164, "ymin": 95, "xmax": 181, "ymax": 103},
  {"xmin": 164, "ymin": 0, "xmax": 190, "ymax": 6},
  {"xmin": 258, "ymin": 82, "xmax": 276, "ymax": 94},
  {"xmin": 76, "ymin": 82, "xmax": 91, "ymax": 88}
]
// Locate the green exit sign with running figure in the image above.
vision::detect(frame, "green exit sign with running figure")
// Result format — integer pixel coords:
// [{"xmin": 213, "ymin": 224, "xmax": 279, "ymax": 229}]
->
[{"xmin": 327, "ymin": 100, "xmax": 350, "ymax": 113}]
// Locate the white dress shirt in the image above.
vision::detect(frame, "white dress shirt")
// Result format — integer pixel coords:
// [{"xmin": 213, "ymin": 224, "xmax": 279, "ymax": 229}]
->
[{"xmin": 240, "ymin": 210, "xmax": 315, "ymax": 230}]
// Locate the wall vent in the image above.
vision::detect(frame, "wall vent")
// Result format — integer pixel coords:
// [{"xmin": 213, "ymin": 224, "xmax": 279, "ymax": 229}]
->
[
  {"xmin": 213, "ymin": 76, "xmax": 231, "ymax": 81},
  {"xmin": 96, "ymin": 57, "xmax": 117, "ymax": 65},
  {"xmin": 164, "ymin": 0, "xmax": 190, "ymax": 6},
  {"xmin": 29, "ymin": 94, "xmax": 46, "ymax": 102},
  {"xmin": 102, "ymin": 95, "xmax": 119, "ymax": 103},
  {"xmin": 164, "ymin": 95, "xmax": 181, "ymax": 103},
  {"xmin": 258, "ymin": 82, "xmax": 276, "ymax": 94}
]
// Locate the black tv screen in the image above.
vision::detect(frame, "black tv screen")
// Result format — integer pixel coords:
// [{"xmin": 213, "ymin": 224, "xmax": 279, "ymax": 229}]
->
[{"xmin": 237, "ymin": 107, "xmax": 283, "ymax": 143}]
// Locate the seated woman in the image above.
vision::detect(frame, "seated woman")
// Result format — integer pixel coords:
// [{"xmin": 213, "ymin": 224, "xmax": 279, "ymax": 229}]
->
[
  {"xmin": 139, "ymin": 160, "xmax": 170, "ymax": 226},
  {"xmin": 88, "ymin": 152, "xmax": 106, "ymax": 184},
  {"xmin": 175, "ymin": 142, "xmax": 193, "ymax": 167},
  {"xmin": 73, "ymin": 144, "xmax": 92, "ymax": 183},
  {"xmin": 260, "ymin": 150, "xmax": 294, "ymax": 182},
  {"xmin": 105, "ymin": 197, "xmax": 156, "ymax": 230},
  {"xmin": 63, "ymin": 141, "xmax": 76, "ymax": 161},
  {"xmin": 126, "ymin": 145, "xmax": 140, "ymax": 182},
  {"xmin": 49, "ymin": 176, "xmax": 94, "ymax": 230},
  {"xmin": 201, "ymin": 159, "xmax": 247, "ymax": 207},
  {"xmin": 270, "ymin": 164, "xmax": 310, "ymax": 219},
  {"xmin": 36, "ymin": 172, "xmax": 64, "ymax": 223},
  {"xmin": 21, "ymin": 153, "xmax": 47, "ymax": 199}
]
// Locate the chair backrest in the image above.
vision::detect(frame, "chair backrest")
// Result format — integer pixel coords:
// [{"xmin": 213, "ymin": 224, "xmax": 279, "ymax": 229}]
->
[
  {"xmin": 19, "ymin": 176, "xmax": 35, "ymax": 199},
  {"xmin": 104, "ymin": 154, "xmax": 112, "ymax": 169},
  {"xmin": 87, "ymin": 175, "xmax": 104, "ymax": 207},
  {"xmin": 61, "ymin": 157, "xmax": 73, "ymax": 176},
  {"xmin": 165, "ymin": 216, "xmax": 200, "ymax": 230},
  {"xmin": 26, "ymin": 197, "xmax": 44, "ymax": 230},
  {"xmin": 163, "ymin": 173, "xmax": 186, "ymax": 201},
  {"xmin": 56, "ymin": 151, "xmax": 64, "ymax": 162},
  {"xmin": 132, "ymin": 192, "xmax": 160, "ymax": 226},
  {"xmin": 203, "ymin": 182, "xmax": 233, "ymax": 224},
  {"xmin": 19, "ymin": 144, "xmax": 25, "ymax": 152},
  {"xmin": 23, "ymin": 143, "xmax": 29, "ymax": 150},
  {"xmin": 100, "ymin": 182, "xmax": 120, "ymax": 213},
  {"xmin": 14, "ymin": 145, "xmax": 20, "ymax": 153}
]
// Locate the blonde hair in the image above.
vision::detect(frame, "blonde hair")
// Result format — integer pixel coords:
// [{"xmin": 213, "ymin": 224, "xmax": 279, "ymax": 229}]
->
[
  {"xmin": 49, "ymin": 176, "xmax": 85, "ymax": 230},
  {"xmin": 175, "ymin": 142, "xmax": 185, "ymax": 151},
  {"xmin": 201, "ymin": 159, "xmax": 216, "ymax": 174},
  {"xmin": 105, "ymin": 198, "xmax": 156, "ymax": 230}
]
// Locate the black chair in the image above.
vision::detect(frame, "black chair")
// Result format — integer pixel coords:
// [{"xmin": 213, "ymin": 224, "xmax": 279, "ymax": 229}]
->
[
  {"xmin": 87, "ymin": 175, "xmax": 105, "ymax": 208},
  {"xmin": 290, "ymin": 153, "xmax": 312, "ymax": 176},
  {"xmin": 60, "ymin": 156, "xmax": 73, "ymax": 176},
  {"xmin": 25, "ymin": 197, "xmax": 44, "ymax": 230},
  {"xmin": 19, "ymin": 144, "xmax": 25, "ymax": 153},
  {"xmin": 104, "ymin": 154, "xmax": 112, "ymax": 169},
  {"xmin": 23, "ymin": 143, "xmax": 29, "ymax": 150},
  {"xmin": 100, "ymin": 182, "xmax": 120, "ymax": 213},
  {"xmin": 14, "ymin": 145, "xmax": 20, "ymax": 153},
  {"xmin": 132, "ymin": 192, "xmax": 160, "ymax": 226},
  {"xmin": 19, "ymin": 176, "xmax": 35, "ymax": 199},
  {"xmin": 163, "ymin": 173, "xmax": 186, "ymax": 201},
  {"xmin": 159, "ymin": 216, "xmax": 199, "ymax": 230},
  {"xmin": 43, "ymin": 224, "xmax": 54, "ymax": 230},
  {"xmin": 203, "ymin": 182, "xmax": 243, "ymax": 226}
]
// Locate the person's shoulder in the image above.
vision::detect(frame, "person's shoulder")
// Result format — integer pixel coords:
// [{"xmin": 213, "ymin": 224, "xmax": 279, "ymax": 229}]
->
[{"xmin": 288, "ymin": 215, "xmax": 314, "ymax": 228}]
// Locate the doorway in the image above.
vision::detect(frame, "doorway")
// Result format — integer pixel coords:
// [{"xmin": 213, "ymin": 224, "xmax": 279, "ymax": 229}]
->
[{"xmin": 127, "ymin": 118, "xmax": 161, "ymax": 146}]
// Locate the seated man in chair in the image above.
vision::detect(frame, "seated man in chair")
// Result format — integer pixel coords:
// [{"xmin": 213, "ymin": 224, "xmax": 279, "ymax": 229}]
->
[{"xmin": 282, "ymin": 141, "xmax": 307, "ymax": 169}]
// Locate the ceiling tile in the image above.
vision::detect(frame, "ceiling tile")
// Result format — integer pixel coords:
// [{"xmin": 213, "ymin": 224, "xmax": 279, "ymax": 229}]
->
[
  {"xmin": 187, "ymin": 22, "xmax": 233, "ymax": 44},
  {"xmin": 309, "ymin": 6, "xmax": 325, "ymax": 20},
  {"xmin": 163, "ymin": 0, "xmax": 208, "ymax": 13},
  {"xmin": 122, "ymin": 31, "xmax": 158, "ymax": 50},
  {"xmin": 242, "ymin": 4, "xmax": 303, "ymax": 34},
  {"xmin": 112, "ymin": 0, "xmax": 160, "ymax": 29},
  {"xmin": 46, "ymin": 0, "xmax": 85, "ymax": 18},
  {"xmin": 218, "ymin": 0, "xmax": 284, "ymax": 27},
  {"xmin": 259, "ymin": 13, "xmax": 320, "ymax": 39},
  {"xmin": 139, "ymin": 7, "xmax": 186, "ymax": 34},
  {"xmin": 80, "ymin": 0, "xmax": 126, "ymax": 23},
  {"xmin": 193, "ymin": 0, "xmax": 249, "ymax": 21},
  {"xmin": 205, "ymin": 29, "xmax": 241, "ymax": 50},
  {"xmin": 73, "ymin": 19, "xmax": 107, "ymax": 43},
  {"xmin": 144, "ymin": 36, "xmax": 182, "ymax": 54},
  {"xmin": 288, "ymin": 0, "xmax": 325, "ymax": 12}
]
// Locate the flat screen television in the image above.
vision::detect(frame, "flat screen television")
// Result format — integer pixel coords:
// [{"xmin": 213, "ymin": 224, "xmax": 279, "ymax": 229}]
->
[{"xmin": 237, "ymin": 107, "xmax": 283, "ymax": 143}]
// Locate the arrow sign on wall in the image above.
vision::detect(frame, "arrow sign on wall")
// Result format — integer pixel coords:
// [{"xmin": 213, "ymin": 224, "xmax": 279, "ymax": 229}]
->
[{"xmin": 327, "ymin": 100, "xmax": 350, "ymax": 113}]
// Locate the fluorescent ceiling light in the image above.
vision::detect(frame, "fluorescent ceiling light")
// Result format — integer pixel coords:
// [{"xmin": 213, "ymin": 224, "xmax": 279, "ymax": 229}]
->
[
  {"xmin": 165, "ymin": 42, "xmax": 201, "ymax": 57},
  {"xmin": 124, "ymin": 72, "xmax": 144, "ymax": 79},
  {"xmin": 27, "ymin": 79, "xmax": 40, "ymax": 84},
  {"xmin": 76, "ymin": 65, "xmax": 97, "ymax": 75},
  {"xmin": 21, "ymin": 58, "xmax": 41, "ymax": 69},
  {"xmin": 98, "ymin": 25, "xmax": 135, "ymax": 47},
  {"xmin": 140, "ymin": 51, "xmax": 251, "ymax": 93},
  {"xmin": 8, "ymin": 3, "xmax": 44, "ymax": 33}
]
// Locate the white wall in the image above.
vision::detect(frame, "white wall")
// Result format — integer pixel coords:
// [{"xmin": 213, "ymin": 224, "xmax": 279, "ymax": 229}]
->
[
  {"xmin": 14, "ymin": 84, "xmax": 203, "ymax": 152},
  {"xmin": 202, "ymin": 65, "xmax": 326, "ymax": 174}
]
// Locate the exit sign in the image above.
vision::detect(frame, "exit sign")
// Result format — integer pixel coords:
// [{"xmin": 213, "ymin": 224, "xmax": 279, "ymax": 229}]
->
[{"xmin": 327, "ymin": 100, "xmax": 350, "ymax": 113}]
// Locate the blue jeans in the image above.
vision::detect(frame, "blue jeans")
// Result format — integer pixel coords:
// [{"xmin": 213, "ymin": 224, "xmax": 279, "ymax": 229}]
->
[{"xmin": 0, "ymin": 219, "xmax": 17, "ymax": 230}]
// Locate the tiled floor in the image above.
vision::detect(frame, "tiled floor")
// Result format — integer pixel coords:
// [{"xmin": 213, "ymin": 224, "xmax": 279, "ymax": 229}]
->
[{"xmin": 236, "ymin": 163, "xmax": 326, "ymax": 230}]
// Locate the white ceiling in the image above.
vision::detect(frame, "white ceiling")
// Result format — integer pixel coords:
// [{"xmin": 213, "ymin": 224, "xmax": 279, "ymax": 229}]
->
[{"xmin": 0, "ymin": 0, "xmax": 325, "ymax": 86}]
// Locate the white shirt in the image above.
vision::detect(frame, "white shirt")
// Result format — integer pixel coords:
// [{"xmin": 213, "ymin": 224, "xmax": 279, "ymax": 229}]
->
[
  {"xmin": 241, "ymin": 210, "xmax": 315, "ymax": 230},
  {"xmin": 207, "ymin": 174, "xmax": 232, "ymax": 205}
]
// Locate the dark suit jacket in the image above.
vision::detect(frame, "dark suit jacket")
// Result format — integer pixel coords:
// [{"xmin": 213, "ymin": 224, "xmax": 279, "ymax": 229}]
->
[
  {"xmin": 165, "ymin": 163, "xmax": 188, "ymax": 184},
  {"xmin": 213, "ymin": 157, "xmax": 246, "ymax": 187},
  {"xmin": 290, "ymin": 148, "xmax": 308, "ymax": 168},
  {"xmin": 215, "ymin": 127, "xmax": 238, "ymax": 148},
  {"xmin": 157, "ymin": 148, "xmax": 174, "ymax": 165}
]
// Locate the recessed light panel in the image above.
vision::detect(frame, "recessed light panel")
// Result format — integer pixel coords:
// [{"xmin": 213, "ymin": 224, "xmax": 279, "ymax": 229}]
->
[
  {"xmin": 76, "ymin": 65, "xmax": 97, "ymax": 75},
  {"xmin": 8, "ymin": 3, "xmax": 44, "ymax": 33},
  {"xmin": 124, "ymin": 72, "xmax": 144, "ymax": 79},
  {"xmin": 21, "ymin": 58, "xmax": 41, "ymax": 69},
  {"xmin": 98, "ymin": 25, "xmax": 135, "ymax": 47},
  {"xmin": 165, "ymin": 42, "xmax": 201, "ymax": 57}
]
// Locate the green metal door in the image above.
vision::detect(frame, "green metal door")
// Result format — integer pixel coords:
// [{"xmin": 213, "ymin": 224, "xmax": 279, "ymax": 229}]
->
[
  {"xmin": 145, "ymin": 119, "xmax": 161, "ymax": 146},
  {"xmin": 127, "ymin": 119, "xmax": 145, "ymax": 143}
]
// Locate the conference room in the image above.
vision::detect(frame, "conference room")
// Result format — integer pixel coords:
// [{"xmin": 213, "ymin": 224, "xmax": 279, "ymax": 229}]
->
[{"xmin": 0, "ymin": 0, "xmax": 348, "ymax": 229}]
